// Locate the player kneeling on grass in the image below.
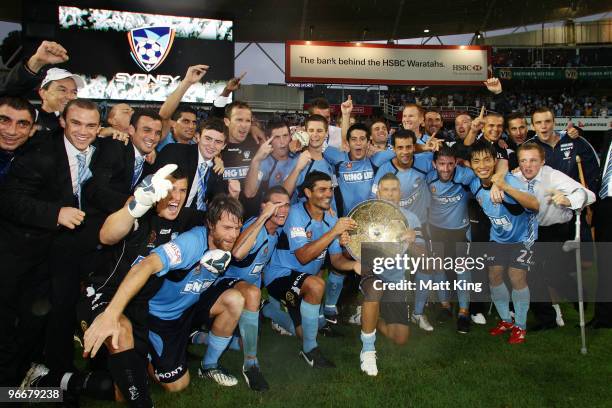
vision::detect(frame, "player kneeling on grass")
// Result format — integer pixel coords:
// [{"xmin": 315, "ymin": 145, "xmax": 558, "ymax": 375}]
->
[
  {"xmin": 264, "ymin": 171, "xmax": 360, "ymax": 368},
  {"xmin": 203, "ymin": 186, "xmax": 291, "ymax": 391},
  {"xmin": 22, "ymin": 164, "xmax": 189, "ymax": 407},
  {"xmin": 468, "ymin": 140, "xmax": 539, "ymax": 344},
  {"xmin": 359, "ymin": 173, "xmax": 427, "ymax": 376},
  {"xmin": 84, "ymin": 195, "xmax": 244, "ymax": 392}
]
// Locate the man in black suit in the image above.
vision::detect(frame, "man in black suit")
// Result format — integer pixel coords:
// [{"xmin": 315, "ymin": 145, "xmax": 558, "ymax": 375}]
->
[
  {"xmin": 85, "ymin": 109, "xmax": 163, "ymax": 216},
  {"xmin": 155, "ymin": 117, "xmax": 232, "ymax": 209},
  {"xmin": 589, "ymin": 129, "xmax": 612, "ymax": 328},
  {"xmin": 0, "ymin": 96, "xmax": 37, "ymax": 183},
  {"xmin": 0, "ymin": 99, "xmax": 101, "ymax": 385}
]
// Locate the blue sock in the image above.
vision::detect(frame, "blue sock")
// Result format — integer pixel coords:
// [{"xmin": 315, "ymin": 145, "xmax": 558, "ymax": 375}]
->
[
  {"xmin": 324, "ymin": 272, "xmax": 345, "ymax": 315},
  {"xmin": 414, "ymin": 272, "xmax": 430, "ymax": 315},
  {"xmin": 432, "ymin": 271, "xmax": 449, "ymax": 303},
  {"xmin": 300, "ymin": 300, "xmax": 320, "ymax": 353},
  {"xmin": 229, "ymin": 335, "xmax": 241, "ymax": 351},
  {"xmin": 511, "ymin": 287, "xmax": 530, "ymax": 329},
  {"xmin": 490, "ymin": 283, "xmax": 512, "ymax": 323},
  {"xmin": 456, "ymin": 270, "xmax": 472, "ymax": 310},
  {"xmin": 239, "ymin": 310, "xmax": 259, "ymax": 365},
  {"xmin": 360, "ymin": 330, "xmax": 376, "ymax": 353},
  {"xmin": 202, "ymin": 333, "xmax": 231, "ymax": 369},
  {"xmin": 262, "ymin": 298, "xmax": 296, "ymax": 335}
]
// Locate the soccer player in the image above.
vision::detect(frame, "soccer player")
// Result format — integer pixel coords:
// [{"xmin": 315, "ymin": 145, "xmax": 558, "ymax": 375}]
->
[
  {"xmin": 157, "ymin": 64, "xmax": 209, "ymax": 149},
  {"xmin": 265, "ymin": 171, "xmax": 360, "ymax": 368},
  {"xmin": 359, "ymin": 173, "xmax": 426, "ymax": 376},
  {"xmin": 22, "ymin": 164, "xmax": 187, "ymax": 406},
  {"xmin": 308, "ymin": 97, "xmax": 343, "ymax": 149},
  {"xmin": 244, "ymin": 119, "xmax": 296, "ymax": 198},
  {"xmin": 322, "ymin": 119, "xmax": 394, "ymax": 322},
  {"xmin": 212, "ymin": 186, "xmax": 291, "ymax": 391},
  {"xmin": 369, "ymin": 118, "xmax": 391, "ymax": 152},
  {"xmin": 283, "ymin": 114, "xmax": 336, "ymax": 209},
  {"xmin": 370, "ymin": 129, "xmax": 436, "ymax": 331},
  {"xmin": 469, "ymin": 140, "xmax": 539, "ymax": 344},
  {"xmin": 83, "ymin": 195, "xmax": 244, "ymax": 391},
  {"xmin": 426, "ymin": 145, "xmax": 478, "ymax": 333}
]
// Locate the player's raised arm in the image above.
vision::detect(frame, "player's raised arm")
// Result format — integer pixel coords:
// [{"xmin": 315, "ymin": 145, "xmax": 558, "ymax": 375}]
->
[{"xmin": 83, "ymin": 253, "xmax": 164, "ymax": 358}]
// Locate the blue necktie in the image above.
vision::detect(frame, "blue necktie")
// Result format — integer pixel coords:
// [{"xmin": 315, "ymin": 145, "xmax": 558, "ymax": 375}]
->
[
  {"xmin": 599, "ymin": 147, "xmax": 612, "ymax": 199},
  {"xmin": 525, "ymin": 180, "xmax": 536, "ymax": 249},
  {"xmin": 76, "ymin": 153, "xmax": 87, "ymax": 209},
  {"xmin": 196, "ymin": 162, "xmax": 209, "ymax": 210},
  {"xmin": 131, "ymin": 155, "xmax": 145, "ymax": 189}
]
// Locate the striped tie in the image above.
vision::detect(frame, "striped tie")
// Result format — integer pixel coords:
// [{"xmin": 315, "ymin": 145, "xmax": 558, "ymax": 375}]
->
[
  {"xmin": 76, "ymin": 152, "xmax": 87, "ymax": 209},
  {"xmin": 196, "ymin": 162, "xmax": 209, "ymax": 210},
  {"xmin": 131, "ymin": 155, "xmax": 145, "ymax": 189},
  {"xmin": 525, "ymin": 180, "xmax": 536, "ymax": 249},
  {"xmin": 599, "ymin": 150, "xmax": 612, "ymax": 199}
]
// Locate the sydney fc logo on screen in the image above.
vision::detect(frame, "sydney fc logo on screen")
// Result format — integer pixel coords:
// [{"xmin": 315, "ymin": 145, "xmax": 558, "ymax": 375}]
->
[{"xmin": 127, "ymin": 26, "xmax": 176, "ymax": 72}]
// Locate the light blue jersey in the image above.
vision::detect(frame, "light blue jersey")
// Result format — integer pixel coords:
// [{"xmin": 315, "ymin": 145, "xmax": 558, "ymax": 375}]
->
[
  {"xmin": 223, "ymin": 217, "xmax": 278, "ymax": 287},
  {"xmin": 265, "ymin": 203, "xmax": 342, "ymax": 286},
  {"xmin": 258, "ymin": 155, "xmax": 296, "ymax": 189},
  {"xmin": 292, "ymin": 157, "xmax": 337, "ymax": 212},
  {"xmin": 469, "ymin": 174, "xmax": 538, "ymax": 244},
  {"xmin": 149, "ymin": 226, "xmax": 218, "ymax": 320},
  {"xmin": 371, "ymin": 152, "xmax": 433, "ymax": 222},
  {"xmin": 426, "ymin": 166, "xmax": 476, "ymax": 229},
  {"xmin": 324, "ymin": 147, "xmax": 395, "ymax": 216}
]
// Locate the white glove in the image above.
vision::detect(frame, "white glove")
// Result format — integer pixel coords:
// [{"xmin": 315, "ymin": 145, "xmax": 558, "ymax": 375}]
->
[
  {"xmin": 200, "ymin": 249, "xmax": 232, "ymax": 275},
  {"xmin": 128, "ymin": 164, "xmax": 177, "ymax": 218}
]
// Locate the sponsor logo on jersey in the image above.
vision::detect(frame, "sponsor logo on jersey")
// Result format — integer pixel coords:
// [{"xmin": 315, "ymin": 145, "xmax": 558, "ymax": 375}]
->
[
  {"xmin": 223, "ymin": 166, "xmax": 250, "ymax": 179},
  {"xmin": 250, "ymin": 263, "xmax": 264, "ymax": 276},
  {"xmin": 490, "ymin": 215, "xmax": 513, "ymax": 231},
  {"xmin": 162, "ymin": 242, "xmax": 182, "ymax": 266},
  {"xmin": 341, "ymin": 170, "xmax": 374, "ymax": 183},
  {"xmin": 156, "ymin": 365, "xmax": 184, "ymax": 380},
  {"xmin": 181, "ymin": 279, "xmax": 214, "ymax": 294},
  {"xmin": 290, "ymin": 227, "xmax": 306, "ymax": 238},
  {"xmin": 159, "ymin": 228, "xmax": 171, "ymax": 235}
]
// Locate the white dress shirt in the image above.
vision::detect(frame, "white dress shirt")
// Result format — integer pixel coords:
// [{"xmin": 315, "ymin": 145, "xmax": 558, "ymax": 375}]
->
[
  {"xmin": 64, "ymin": 136, "xmax": 95, "ymax": 194},
  {"xmin": 600, "ymin": 142, "xmax": 612, "ymax": 198},
  {"xmin": 514, "ymin": 165, "xmax": 596, "ymax": 226}
]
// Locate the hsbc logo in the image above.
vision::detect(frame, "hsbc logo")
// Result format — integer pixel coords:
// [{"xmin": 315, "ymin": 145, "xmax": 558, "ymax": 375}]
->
[{"xmin": 453, "ymin": 64, "xmax": 483, "ymax": 71}]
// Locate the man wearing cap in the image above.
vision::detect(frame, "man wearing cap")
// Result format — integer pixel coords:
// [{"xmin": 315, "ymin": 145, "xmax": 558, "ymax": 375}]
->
[{"xmin": 0, "ymin": 40, "xmax": 84, "ymax": 133}]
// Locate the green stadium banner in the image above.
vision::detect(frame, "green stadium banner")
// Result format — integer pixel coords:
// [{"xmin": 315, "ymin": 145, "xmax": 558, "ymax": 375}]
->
[{"xmin": 494, "ymin": 67, "xmax": 612, "ymax": 80}]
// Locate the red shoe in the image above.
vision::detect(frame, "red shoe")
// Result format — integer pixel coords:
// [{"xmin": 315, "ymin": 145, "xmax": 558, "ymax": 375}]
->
[
  {"xmin": 489, "ymin": 320, "xmax": 514, "ymax": 336},
  {"xmin": 508, "ymin": 326, "xmax": 527, "ymax": 344}
]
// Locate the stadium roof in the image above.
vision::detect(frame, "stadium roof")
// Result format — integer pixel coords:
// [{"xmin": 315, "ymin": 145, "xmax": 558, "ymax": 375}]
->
[{"xmin": 4, "ymin": 0, "xmax": 611, "ymax": 42}]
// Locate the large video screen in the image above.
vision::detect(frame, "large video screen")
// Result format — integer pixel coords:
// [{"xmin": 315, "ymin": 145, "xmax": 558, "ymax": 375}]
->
[{"xmin": 57, "ymin": 6, "xmax": 234, "ymax": 103}]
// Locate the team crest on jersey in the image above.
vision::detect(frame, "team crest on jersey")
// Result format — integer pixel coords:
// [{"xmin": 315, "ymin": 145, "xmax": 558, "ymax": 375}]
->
[
  {"xmin": 147, "ymin": 230, "xmax": 157, "ymax": 248},
  {"xmin": 263, "ymin": 246, "xmax": 269, "ymax": 255},
  {"xmin": 127, "ymin": 26, "xmax": 176, "ymax": 72},
  {"xmin": 430, "ymin": 185, "xmax": 436, "ymax": 193},
  {"xmin": 346, "ymin": 162, "xmax": 353, "ymax": 169},
  {"xmin": 306, "ymin": 231, "xmax": 313, "ymax": 240},
  {"xmin": 244, "ymin": 151, "xmax": 251, "ymax": 159},
  {"xmin": 275, "ymin": 172, "xmax": 282, "ymax": 181}
]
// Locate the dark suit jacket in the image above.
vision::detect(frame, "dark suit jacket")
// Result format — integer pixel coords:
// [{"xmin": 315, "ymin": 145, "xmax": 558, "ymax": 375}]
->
[
  {"xmin": 0, "ymin": 131, "xmax": 99, "ymax": 251},
  {"xmin": 83, "ymin": 138, "xmax": 150, "ymax": 216},
  {"xmin": 154, "ymin": 143, "xmax": 227, "ymax": 207}
]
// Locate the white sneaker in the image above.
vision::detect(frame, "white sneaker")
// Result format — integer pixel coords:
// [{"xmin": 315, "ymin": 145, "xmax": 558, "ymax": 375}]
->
[
  {"xmin": 471, "ymin": 313, "xmax": 487, "ymax": 325},
  {"xmin": 20, "ymin": 363, "xmax": 49, "ymax": 389},
  {"xmin": 553, "ymin": 304, "xmax": 565, "ymax": 327},
  {"xmin": 411, "ymin": 314, "xmax": 434, "ymax": 332},
  {"xmin": 349, "ymin": 306, "xmax": 362, "ymax": 325},
  {"xmin": 271, "ymin": 321, "xmax": 293, "ymax": 336},
  {"xmin": 360, "ymin": 351, "xmax": 378, "ymax": 376}
]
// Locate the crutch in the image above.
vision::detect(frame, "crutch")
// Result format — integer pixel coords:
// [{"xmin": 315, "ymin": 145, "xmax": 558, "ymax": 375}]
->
[{"xmin": 562, "ymin": 189, "xmax": 589, "ymax": 355}]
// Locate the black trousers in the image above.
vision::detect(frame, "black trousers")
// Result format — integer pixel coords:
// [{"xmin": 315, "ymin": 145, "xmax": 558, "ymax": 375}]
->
[
  {"xmin": 530, "ymin": 221, "xmax": 574, "ymax": 325},
  {"xmin": 594, "ymin": 197, "xmax": 612, "ymax": 323},
  {"xmin": 0, "ymin": 234, "xmax": 50, "ymax": 386}
]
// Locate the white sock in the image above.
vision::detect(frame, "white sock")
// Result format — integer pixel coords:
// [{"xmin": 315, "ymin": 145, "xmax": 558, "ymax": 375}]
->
[{"xmin": 552, "ymin": 304, "xmax": 562, "ymax": 317}]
